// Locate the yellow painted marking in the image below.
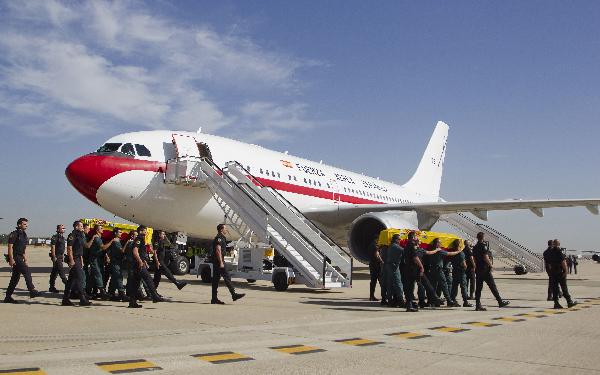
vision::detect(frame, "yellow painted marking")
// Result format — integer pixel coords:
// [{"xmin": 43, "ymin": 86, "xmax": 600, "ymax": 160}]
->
[
  {"xmin": 538, "ymin": 310, "xmax": 566, "ymax": 314},
  {"xmin": 0, "ymin": 369, "xmax": 46, "ymax": 375},
  {"xmin": 335, "ymin": 338, "xmax": 382, "ymax": 346},
  {"xmin": 429, "ymin": 326, "xmax": 470, "ymax": 333},
  {"xmin": 95, "ymin": 359, "xmax": 161, "ymax": 373},
  {"xmin": 386, "ymin": 331, "xmax": 431, "ymax": 339},
  {"xmin": 192, "ymin": 352, "xmax": 253, "ymax": 364},
  {"xmin": 271, "ymin": 345, "xmax": 326, "ymax": 355},
  {"xmin": 514, "ymin": 313, "xmax": 547, "ymax": 318},
  {"xmin": 492, "ymin": 317, "xmax": 526, "ymax": 322},
  {"xmin": 463, "ymin": 321, "xmax": 502, "ymax": 327}
]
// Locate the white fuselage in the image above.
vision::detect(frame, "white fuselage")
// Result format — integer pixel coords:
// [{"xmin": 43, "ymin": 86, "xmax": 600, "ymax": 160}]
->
[{"xmin": 66, "ymin": 131, "xmax": 437, "ymax": 241}]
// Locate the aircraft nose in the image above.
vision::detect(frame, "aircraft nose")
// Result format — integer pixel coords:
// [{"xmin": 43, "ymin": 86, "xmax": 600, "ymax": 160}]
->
[{"xmin": 65, "ymin": 155, "xmax": 101, "ymax": 204}]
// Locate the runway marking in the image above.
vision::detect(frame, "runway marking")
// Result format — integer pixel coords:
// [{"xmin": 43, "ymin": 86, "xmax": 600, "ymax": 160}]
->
[
  {"xmin": 95, "ymin": 359, "xmax": 161, "ymax": 373},
  {"xmin": 514, "ymin": 313, "xmax": 548, "ymax": 318},
  {"xmin": 192, "ymin": 351, "xmax": 254, "ymax": 365},
  {"xmin": 386, "ymin": 331, "xmax": 431, "ymax": 340},
  {"xmin": 492, "ymin": 317, "xmax": 526, "ymax": 322},
  {"xmin": 334, "ymin": 338, "xmax": 383, "ymax": 347},
  {"xmin": 536, "ymin": 310, "xmax": 566, "ymax": 314},
  {"xmin": 270, "ymin": 344, "xmax": 326, "ymax": 355},
  {"xmin": 429, "ymin": 326, "xmax": 470, "ymax": 333},
  {"xmin": 0, "ymin": 368, "xmax": 46, "ymax": 375},
  {"xmin": 462, "ymin": 321, "xmax": 502, "ymax": 327}
]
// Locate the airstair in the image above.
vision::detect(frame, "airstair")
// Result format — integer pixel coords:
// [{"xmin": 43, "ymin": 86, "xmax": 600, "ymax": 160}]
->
[
  {"xmin": 440, "ymin": 212, "xmax": 544, "ymax": 273},
  {"xmin": 163, "ymin": 134, "xmax": 352, "ymax": 289}
]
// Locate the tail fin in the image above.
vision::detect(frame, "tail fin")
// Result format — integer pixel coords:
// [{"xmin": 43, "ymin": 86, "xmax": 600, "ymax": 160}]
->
[{"xmin": 402, "ymin": 121, "xmax": 449, "ymax": 198}]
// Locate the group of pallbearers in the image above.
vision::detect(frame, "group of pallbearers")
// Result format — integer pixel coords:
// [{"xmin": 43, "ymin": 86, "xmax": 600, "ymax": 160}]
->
[
  {"xmin": 369, "ymin": 231, "xmax": 510, "ymax": 312},
  {"xmin": 4, "ymin": 218, "xmax": 187, "ymax": 308}
]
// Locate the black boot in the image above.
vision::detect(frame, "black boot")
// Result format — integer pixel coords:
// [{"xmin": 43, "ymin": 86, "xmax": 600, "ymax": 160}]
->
[
  {"xmin": 30, "ymin": 290, "xmax": 41, "ymax": 298},
  {"xmin": 567, "ymin": 300, "xmax": 578, "ymax": 308},
  {"xmin": 233, "ymin": 293, "xmax": 245, "ymax": 301},
  {"xmin": 475, "ymin": 304, "xmax": 487, "ymax": 311},
  {"xmin": 498, "ymin": 300, "xmax": 510, "ymax": 308},
  {"xmin": 61, "ymin": 299, "xmax": 74, "ymax": 306},
  {"xmin": 211, "ymin": 299, "xmax": 225, "ymax": 305},
  {"xmin": 49, "ymin": 286, "xmax": 59, "ymax": 293},
  {"xmin": 128, "ymin": 301, "xmax": 143, "ymax": 308},
  {"xmin": 118, "ymin": 290, "xmax": 129, "ymax": 302},
  {"xmin": 177, "ymin": 281, "xmax": 188, "ymax": 290},
  {"xmin": 406, "ymin": 302, "xmax": 418, "ymax": 312},
  {"xmin": 4, "ymin": 296, "xmax": 18, "ymax": 304}
]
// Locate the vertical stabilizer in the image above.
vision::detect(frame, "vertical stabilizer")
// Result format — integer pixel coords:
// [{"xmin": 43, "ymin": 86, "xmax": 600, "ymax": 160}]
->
[{"xmin": 402, "ymin": 121, "xmax": 449, "ymax": 198}]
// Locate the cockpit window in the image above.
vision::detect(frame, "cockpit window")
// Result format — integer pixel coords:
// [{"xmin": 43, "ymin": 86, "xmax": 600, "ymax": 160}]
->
[
  {"xmin": 120, "ymin": 143, "xmax": 135, "ymax": 156},
  {"xmin": 96, "ymin": 143, "xmax": 122, "ymax": 153},
  {"xmin": 135, "ymin": 144, "xmax": 152, "ymax": 157}
]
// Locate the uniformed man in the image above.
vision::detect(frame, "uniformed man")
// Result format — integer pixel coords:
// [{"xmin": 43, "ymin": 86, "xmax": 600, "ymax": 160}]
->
[
  {"xmin": 379, "ymin": 245, "xmax": 389, "ymax": 305},
  {"xmin": 566, "ymin": 255, "xmax": 573, "ymax": 274},
  {"xmin": 545, "ymin": 239, "xmax": 577, "ymax": 309},
  {"xmin": 62, "ymin": 221, "xmax": 93, "ymax": 306},
  {"xmin": 543, "ymin": 240, "xmax": 559, "ymax": 301},
  {"xmin": 4, "ymin": 218, "xmax": 41, "ymax": 303},
  {"xmin": 153, "ymin": 231, "xmax": 187, "ymax": 291},
  {"xmin": 572, "ymin": 255, "xmax": 578, "ymax": 275},
  {"xmin": 127, "ymin": 226, "xmax": 163, "ymax": 308},
  {"xmin": 463, "ymin": 240, "xmax": 476, "ymax": 299},
  {"xmin": 368, "ymin": 239, "xmax": 383, "ymax": 301},
  {"xmin": 407, "ymin": 235, "xmax": 441, "ymax": 308},
  {"xmin": 403, "ymin": 231, "xmax": 424, "ymax": 312},
  {"xmin": 426, "ymin": 238, "xmax": 463, "ymax": 307},
  {"xmin": 211, "ymin": 224, "xmax": 245, "ymax": 304},
  {"xmin": 450, "ymin": 239, "xmax": 473, "ymax": 307},
  {"xmin": 383, "ymin": 234, "xmax": 405, "ymax": 308},
  {"xmin": 124, "ymin": 231, "xmax": 138, "ymax": 300},
  {"xmin": 49, "ymin": 224, "xmax": 68, "ymax": 293},
  {"xmin": 107, "ymin": 228, "xmax": 127, "ymax": 302},
  {"xmin": 88, "ymin": 225, "xmax": 114, "ymax": 300},
  {"xmin": 473, "ymin": 232, "xmax": 510, "ymax": 311}
]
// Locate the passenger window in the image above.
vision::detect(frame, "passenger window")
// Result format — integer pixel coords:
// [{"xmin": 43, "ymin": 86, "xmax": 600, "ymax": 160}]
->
[
  {"xmin": 97, "ymin": 143, "xmax": 122, "ymax": 153},
  {"xmin": 135, "ymin": 144, "xmax": 151, "ymax": 157},
  {"xmin": 120, "ymin": 143, "xmax": 135, "ymax": 156},
  {"xmin": 260, "ymin": 168, "xmax": 263, "ymax": 174}
]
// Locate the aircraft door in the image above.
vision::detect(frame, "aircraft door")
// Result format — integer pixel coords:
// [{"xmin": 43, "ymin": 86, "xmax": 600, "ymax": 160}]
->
[
  {"xmin": 172, "ymin": 134, "xmax": 200, "ymax": 158},
  {"xmin": 330, "ymin": 178, "xmax": 341, "ymax": 205}
]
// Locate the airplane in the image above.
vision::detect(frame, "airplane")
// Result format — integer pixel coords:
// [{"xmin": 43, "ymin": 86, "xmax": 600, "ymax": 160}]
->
[{"xmin": 65, "ymin": 121, "xmax": 600, "ymax": 263}]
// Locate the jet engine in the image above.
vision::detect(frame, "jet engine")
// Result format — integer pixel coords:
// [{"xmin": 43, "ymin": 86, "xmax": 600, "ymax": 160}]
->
[{"xmin": 348, "ymin": 211, "xmax": 419, "ymax": 263}]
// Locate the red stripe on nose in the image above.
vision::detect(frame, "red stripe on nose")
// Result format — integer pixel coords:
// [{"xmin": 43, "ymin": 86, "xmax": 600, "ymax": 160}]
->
[{"xmin": 65, "ymin": 154, "xmax": 165, "ymax": 205}]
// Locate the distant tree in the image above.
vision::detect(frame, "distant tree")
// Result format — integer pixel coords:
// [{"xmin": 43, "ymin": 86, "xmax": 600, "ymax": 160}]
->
[{"xmin": 0, "ymin": 234, "xmax": 8, "ymax": 244}]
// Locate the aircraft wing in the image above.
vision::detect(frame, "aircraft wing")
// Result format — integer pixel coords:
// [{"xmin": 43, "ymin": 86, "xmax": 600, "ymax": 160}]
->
[{"xmin": 304, "ymin": 198, "xmax": 600, "ymax": 223}]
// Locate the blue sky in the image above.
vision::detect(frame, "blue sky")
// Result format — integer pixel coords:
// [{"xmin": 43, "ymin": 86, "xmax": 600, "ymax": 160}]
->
[{"xmin": 1, "ymin": 1, "xmax": 599, "ymax": 252}]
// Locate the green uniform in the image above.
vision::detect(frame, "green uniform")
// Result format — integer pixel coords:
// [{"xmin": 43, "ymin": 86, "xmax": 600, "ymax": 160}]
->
[
  {"xmin": 450, "ymin": 251, "xmax": 468, "ymax": 302},
  {"xmin": 89, "ymin": 236, "xmax": 105, "ymax": 289},
  {"xmin": 108, "ymin": 238, "xmax": 125, "ymax": 294},
  {"xmin": 427, "ymin": 249, "xmax": 452, "ymax": 302},
  {"xmin": 383, "ymin": 243, "xmax": 405, "ymax": 304}
]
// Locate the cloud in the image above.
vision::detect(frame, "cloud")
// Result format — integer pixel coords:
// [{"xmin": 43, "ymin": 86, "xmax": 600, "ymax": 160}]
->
[
  {"xmin": 235, "ymin": 101, "xmax": 322, "ymax": 142},
  {"xmin": 0, "ymin": 1, "xmax": 321, "ymax": 142}
]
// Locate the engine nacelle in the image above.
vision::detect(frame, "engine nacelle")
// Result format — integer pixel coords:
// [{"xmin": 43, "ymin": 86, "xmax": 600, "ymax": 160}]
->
[{"xmin": 348, "ymin": 211, "xmax": 419, "ymax": 264}]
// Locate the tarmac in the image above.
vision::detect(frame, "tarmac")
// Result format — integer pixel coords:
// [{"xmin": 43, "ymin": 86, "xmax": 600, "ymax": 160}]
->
[{"xmin": 1, "ymin": 245, "xmax": 599, "ymax": 375}]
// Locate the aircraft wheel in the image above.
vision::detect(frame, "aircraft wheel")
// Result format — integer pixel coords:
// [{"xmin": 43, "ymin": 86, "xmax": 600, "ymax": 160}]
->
[
  {"xmin": 171, "ymin": 256, "xmax": 190, "ymax": 275},
  {"xmin": 273, "ymin": 272, "xmax": 289, "ymax": 291}
]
